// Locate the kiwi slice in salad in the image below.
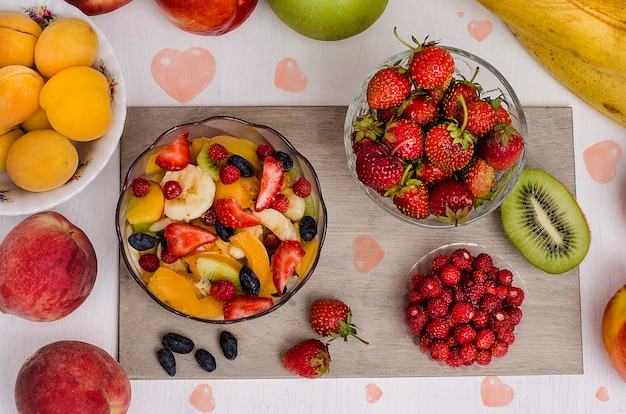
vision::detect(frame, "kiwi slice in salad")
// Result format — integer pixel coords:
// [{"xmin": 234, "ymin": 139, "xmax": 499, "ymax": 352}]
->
[{"xmin": 500, "ymin": 168, "xmax": 590, "ymax": 274}]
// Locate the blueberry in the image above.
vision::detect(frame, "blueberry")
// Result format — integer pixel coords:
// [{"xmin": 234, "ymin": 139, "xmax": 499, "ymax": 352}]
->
[
  {"xmin": 162, "ymin": 332, "xmax": 194, "ymax": 354},
  {"xmin": 227, "ymin": 154, "xmax": 255, "ymax": 177},
  {"xmin": 195, "ymin": 348, "xmax": 217, "ymax": 373},
  {"xmin": 299, "ymin": 216, "xmax": 317, "ymax": 242},
  {"xmin": 215, "ymin": 220, "xmax": 233, "ymax": 242},
  {"xmin": 128, "ymin": 232, "xmax": 158, "ymax": 251},
  {"xmin": 239, "ymin": 265, "xmax": 260, "ymax": 296},
  {"xmin": 220, "ymin": 331, "xmax": 238, "ymax": 360},
  {"xmin": 273, "ymin": 151, "xmax": 293, "ymax": 172},
  {"xmin": 157, "ymin": 348, "xmax": 176, "ymax": 377}
]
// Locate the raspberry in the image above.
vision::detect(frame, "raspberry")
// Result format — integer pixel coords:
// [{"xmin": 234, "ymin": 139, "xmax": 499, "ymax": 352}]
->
[
  {"xmin": 256, "ymin": 143, "xmax": 275, "ymax": 160},
  {"xmin": 131, "ymin": 177, "xmax": 150, "ymax": 197},
  {"xmin": 209, "ymin": 279, "xmax": 236, "ymax": 301},
  {"xmin": 472, "ymin": 253, "xmax": 493, "ymax": 272},
  {"xmin": 427, "ymin": 297, "xmax": 449, "ymax": 319},
  {"xmin": 425, "ymin": 318, "xmax": 449, "ymax": 338},
  {"xmin": 270, "ymin": 193, "xmax": 290, "ymax": 213},
  {"xmin": 459, "ymin": 343, "xmax": 477, "ymax": 364},
  {"xmin": 491, "ymin": 340, "xmax": 509, "ymax": 358},
  {"xmin": 507, "ymin": 286, "xmax": 525, "ymax": 307},
  {"xmin": 439, "ymin": 263, "xmax": 461, "ymax": 286},
  {"xmin": 451, "ymin": 301, "xmax": 476, "ymax": 324},
  {"xmin": 160, "ymin": 249, "xmax": 178, "ymax": 264},
  {"xmin": 209, "ymin": 143, "xmax": 229, "ymax": 162},
  {"xmin": 475, "ymin": 350, "xmax": 492, "ymax": 365},
  {"xmin": 471, "ymin": 310, "xmax": 490, "ymax": 328},
  {"xmin": 480, "ymin": 293, "xmax": 502, "ymax": 313},
  {"xmin": 453, "ymin": 324, "xmax": 476, "ymax": 345},
  {"xmin": 219, "ymin": 164, "xmax": 241, "ymax": 185},
  {"xmin": 431, "ymin": 254, "xmax": 449, "ymax": 271},
  {"xmin": 429, "ymin": 340, "xmax": 450, "ymax": 362},
  {"xmin": 498, "ymin": 269, "xmax": 514, "ymax": 285},
  {"xmin": 507, "ymin": 306, "xmax": 523, "ymax": 326},
  {"xmin": 162, "ymin": 180, "xmax": 182, "ymax": 200},
  {"xmin": 419, "ymin": 275, "xmax": 443, "ymax": 298},
  {"xmin": 138, "ymin": 253, "xmax": 160, "ymax": 272},
  {"xmin": 474, "ymin": 328, "xmax": 496, "ymax": 350},
  {"xmin": 200, "ymin": 208, "xmax": 217, "ymax": 226},
  {"xmin": 497, "ymin": 328, "xmax": 516, "ymax": 345},
  {"xmin": 445, "ymin": 347, "xmax": 464, "ymax": 367},
  {"xmin": 262, "ymin": 232, "xmax": 282, "ymax": 250},
  {"xmin": 292, "ymin": 177, "xmax": 312, "ymax": 198},
  {"xmin": 451, "ymin": 248, "xmax": 473, "ymax": 270}
]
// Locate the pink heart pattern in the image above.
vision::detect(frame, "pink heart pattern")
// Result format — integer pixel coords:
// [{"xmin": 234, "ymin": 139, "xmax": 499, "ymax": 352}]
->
[
  {"xmin": 583, "ymin": 140, "xmax": 622, "ymax": 184},
  {"xmin": 274, "ymin": 58, "xmax": 308, "ymax": 93},
  {"xmin": 151, "ymin": 47, "xmax": 216, "ymax": 103},
  {"xmin": 189, "ymin": 384, "xmax": 216, "ymax": 412},
  {"xmin": 480, "ymin": 376, "xmax": 514, "ymax": 407},
  {"xmin": 468, "ymin": 20, "xmax": 493, "ymax": 42}
]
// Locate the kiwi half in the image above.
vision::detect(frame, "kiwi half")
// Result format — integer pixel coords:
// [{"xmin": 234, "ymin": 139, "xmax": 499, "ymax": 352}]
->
[{"xmin": 500, "ymin": 168, "xmax": 590, "ymax": 274}]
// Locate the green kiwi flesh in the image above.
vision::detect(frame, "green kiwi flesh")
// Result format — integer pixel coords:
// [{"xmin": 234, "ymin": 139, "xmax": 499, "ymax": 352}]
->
[{"xmin": 500, "ymin": 168, "xmax": 590, "ymax": 274}]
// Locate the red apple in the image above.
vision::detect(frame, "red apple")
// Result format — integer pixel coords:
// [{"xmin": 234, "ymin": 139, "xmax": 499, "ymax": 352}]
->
[
  {"xmin": 602, "ymin": 284, "xmax": 626, "ymax": 381},
  {"xmin": 65, "ymin": 0, "xmax": 134, "ymax": 15},
  {"xmin": 153, "ymin": 0, "xmax": 258, "ymax": 36},
  {"xmin": 15, "ymin": 340, "xmax": 132, "ymax": 414},
  {"xmin": 0, "ymin": 211, "xmax": 97, "ymax": 322}
]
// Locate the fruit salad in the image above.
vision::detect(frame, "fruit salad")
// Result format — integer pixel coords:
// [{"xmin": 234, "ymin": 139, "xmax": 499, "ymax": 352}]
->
[{"xmin": 118, "ymin": 122, "xmax": 325, "ymax": 322}]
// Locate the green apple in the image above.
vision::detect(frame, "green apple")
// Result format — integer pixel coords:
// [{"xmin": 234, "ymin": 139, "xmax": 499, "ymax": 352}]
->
[{"xmin": 267, "ymin": 0, "xmax": 388, "ymax": 41}]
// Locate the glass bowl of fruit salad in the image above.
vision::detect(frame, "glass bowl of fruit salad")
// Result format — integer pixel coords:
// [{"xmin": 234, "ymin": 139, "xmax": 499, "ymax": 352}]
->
[
  {"xmin": 116, "ymin": 116, "xmax": 327, "ymax": 323},
  {"xmin": 344, "ymin": 44, "xmax": 527, "ymax": 228}
]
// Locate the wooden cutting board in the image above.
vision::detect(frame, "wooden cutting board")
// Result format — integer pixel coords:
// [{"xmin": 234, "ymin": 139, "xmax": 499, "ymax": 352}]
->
[{"xmin": 118, "ymin": 106, "xmax": 582, "ymax": 379}]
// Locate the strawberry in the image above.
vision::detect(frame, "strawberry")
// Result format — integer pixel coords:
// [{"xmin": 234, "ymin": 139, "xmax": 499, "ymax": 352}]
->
[
  {"xmin": 223, "ymin": 296, "xmax": 274, "ymax": 320},
  {"xmin": 416, "ymin": 159, "xmax": 452, "ymax": 185},
  {"xmin": 309, "ymin": 299, "xmax": 369, "ymax": 344},
  {"xmin": 409, "ymin": 45, "xmax": 455, "ymax": 91},
  {"xmin": 366, "ymin": 66, "xmax": 411, "ymax": 109},
  {"xmin": 464, "ymin": 100, "xmax": 496, "ymax": 137},
  {"xmin": 155, "ymin": 132, "xmax": 190, "ymax": 171},
  {"xmin": 460, "ymin": 157, "xmax": 496, "ymax": 198},
  {"xmin": 255, "ymin": 156, "xmax": 285, "ymax": 212},
  {"xmin": 270, "ymin": 193, "xmax": 289, "ymax": 213},
  {"xmin": 442, "ymin": 80, "xmax": 480, "ymax": 119},
  {"xmin": 429, "ymin": 179, "xmax": 475, "ymax": 225},
  {"xmin": 355, "ymin": 141, "xmax": 404, "ymax": 192},
  {"xmin": 494, "ymin": 103, "xmax": 512, "ymax": 124},
  {"xmin": 480, "ymin": 124, "xmax": 525, "ymax": 170},
  {"xmin": 214, "ymin": 198, "xmax": 261, "ymax": 228},
  {"xmin": 352, "ymin": 115, "xmax": 384, "ymax": 146},
  {"xmin": 383, "ymin": 118, "xmax": 424, "ymax": 160},
  {"xmin": 272, "ymin": 239, "xmax": 305, "ymax": 295},
  {"xmin": 400, "ymin": 93, "xmax": 440, "ymax": 126},
  {"xmin": 391, "ymin": 182, "xmax": 430, "ymax": 219},
  {"xmin": 163, "ymin": 222, "xmax": 217, "ymax": 258},
  {"xmin": 424, "ymin": 123, "xmax": 474, "ymax": 171},
  {"xmin": 282, "ymin": 338, "xmax": 331, "ymax": 379}
]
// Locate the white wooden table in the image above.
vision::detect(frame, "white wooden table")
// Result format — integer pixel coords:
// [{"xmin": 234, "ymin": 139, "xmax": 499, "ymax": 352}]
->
[{"xmin": 2, "ymin": 1, "xmax": 626, "ymax": 413}]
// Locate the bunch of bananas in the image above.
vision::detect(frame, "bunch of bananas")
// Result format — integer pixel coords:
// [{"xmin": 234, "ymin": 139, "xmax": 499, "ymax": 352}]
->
[{"xmin": 475, "ymin": 0, "xmax": 626, "ymax": 128}]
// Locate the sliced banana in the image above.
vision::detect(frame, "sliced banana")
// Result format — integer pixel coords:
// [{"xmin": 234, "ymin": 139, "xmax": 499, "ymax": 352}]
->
[
  {"xmin": 161, "ymin": 164, "xmax": 216, "ymax": 222},
  {"xmin": 282, "ymin": 187, "xmax": 306, "ymax": 222},
  {"xmin": 253, "ymin": 208, "xmax": 298, "ymax": 241}
]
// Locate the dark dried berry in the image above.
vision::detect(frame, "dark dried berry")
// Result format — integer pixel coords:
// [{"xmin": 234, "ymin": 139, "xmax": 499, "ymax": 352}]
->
[
  {"xmin": 215, "ymin": 220, "xmax": 234, "ymax": 242},
  {"xmin": 227, "ymin": 154, "xmax": 255, "ymax": 177},
  {"xmin": 157, "ymin": 348, "xmax": 176, "ymax": 377},
  {"xmin": 220, "ymin": 331, "xmax": 238, "ymax": 360},
  {"xmin": 128, "ymin": 232, "xmax": 158, "ymax": 251},
  {"xmin": 162, "ymin": 332, "xmax": 194, "ymax": 354},
  {"xmin": 273, "ymin": 151, "xmax": 293, "ymax": 172},
  {"xmin": 239, "ymin": 265, "xmax": 260, "ymax": 296},
  {"xmin": 298, "ymin": 215, "xmax": 317, "ymax": 242},
  {"xmin": 195, "ymin": 348, "xmax": 217, "ymax": 373}
]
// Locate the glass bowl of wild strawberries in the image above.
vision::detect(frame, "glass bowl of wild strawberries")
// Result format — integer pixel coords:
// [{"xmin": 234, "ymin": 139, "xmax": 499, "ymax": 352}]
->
[
  {"xmin": 344, "ymin": 41, "xmax": 527, "ymax": 228},
  {"xmin": 404, "ymin": 243, "xmax": 526, "ymax": 368}
]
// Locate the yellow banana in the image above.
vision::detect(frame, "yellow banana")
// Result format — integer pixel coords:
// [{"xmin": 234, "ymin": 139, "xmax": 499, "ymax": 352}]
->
[{"xmin": 509, "ymin": 26, "xmax": 626, "ymax": 128}]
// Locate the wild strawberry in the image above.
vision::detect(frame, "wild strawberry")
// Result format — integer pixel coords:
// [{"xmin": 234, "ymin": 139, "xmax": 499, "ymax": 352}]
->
[
  {"xmin": 479, "ymin": 293, "xmax": 502, "ymax": 313},
  {"xmin": 428, "ymin": 179, "xmax": 475, "ymax": 225},
  {"xmin": 255, "ymin": 156, "xmax": 285, "ymax": 212},
  {"xmin": 451, "ymin": 248, "xmax": 474, "ymax": 270},
  {"xmin": 472, "ymin": 253, "xmax": 494, "ymax": 272},
  {"xmin": 309, "ymin": 299, "xmax": 368, "ymax": 343},
  {"xmin": 210, "ymin": 279, "xmax": 236, "ymax": 302},
  {"xmin": 208, "ymin": 143, "xmax": 229, "ymax": 162},
  {"xmin": 474, "ymin": 328, "xmax": 496, "ymax": 350},
  {"xmin": 163, "ymin": 223, "xmax": 217, "ymax": 258},
  {"xmin": 272, "ymin": 240, "xmax": 305, "ymax": 295},
  {"xmin": 472, "ymin": 310, "xmax": 490, "ymax": 328},
  {"xmin": 472, "ymin": 270, "xmax": 488, "ymax": 283},
  {"xmin": 425, "ymin": 318, "xmax": 449, "ymax": 338},
  {"xmin": 490, "ymin": 310, "xmax": 511, "ymax": 331},
  {"xmin": 429, "ymin": 339, "xmax": 450, "ymax": 362},
  {"xmin": 255, "ymin": 143, "xmax": 275, "ymax": 160},
  {"xmin": 475, "ymin": 350, "xmax": 492, "ymax": 365},
  {"xmin": 442, "ymin": 81, "xmax": 480, "ymax": 119},
  {"xmin": 508, "ymin": 306, "xmax": 523, "ymax": 326},
  {"xmin": 355, "ymin": 141, "xmax": 404, "ymax": 192},
  {"xmin": 464, "ymin": 100, "xmax": 497, "ymax": 137},
  {"xmin": 406, "ymin": 305, "xmax": 429, "ymax": 336},
  {"xmin": 366, "ymin": 66, "xmax": 411, "ymax": 109},
  {"xmin": 451, "ymin": 301, "xmax": 476, "ymax": 324},
  {"xmin": 200, "ymin": 208, "xmax": 217, "ymax": 226},
  {"xmin": 131, "ymin": 177, "xmax": 151, "ymax": 197},
  {"xmin": 215, "ymin": 198, "xmax": 261, "ymax": 228},
  {"xmin": 270, "ymin": 193, "xmax": 289, "ymax": 213},
  {"xmin": 439, "ymin": 263, "xmax": 461, "ymax": 286},
  {"xmin": 424, "ymin": 123, "xmax": 474, "ymax": 172},
  {"xmin": 219, "ymin": 164, "xmax": 241, "ymax": 185},
  {"xmin": 495, "ymin": 284, "xmax": 509, "ymax": 301},
  {"xmin": 507, "ymin": 286, "xmax": 525, "ymax": 307},
  {"xmin": 453, "ymin": 323, "xmax": 477, "ymax": 345},
  {"xmin": 155, "ymin": 132, "xmax": 190, "ymax": 171},
  {"xmin": 431, "ymin": 254, "xmax": 449, "ymax": 271},
  {"xmin": 491, "ymin": 340, "xmax": 509, "ymax": 358},
  {"xmin": 498, "ymin": 269, "xmax": 514, "ymax": 286},
  {"xmin": 292, "ymin": 177, "xmax": 312, "ymax": 198},
  {"xmin": 497, "ymin": 328, "xmax": 516, "ymax": 345},
  {"xmin": 160, "ymin": 249, "xmax": 178, "ymax": 264},
  {"xmin": 162, "ymin": 180, "xmax": 182, "ymax": 200},
  {"xmin": 459, "ymin": 343, "xmax": 478, "ymax": 364},
  {"xmin": 400, "ymin": 94, "xmax": 440, "ymax": 126},
  {"xmin": 480, "ymin": 124, "xmax": 525, "ymax": 170},
  {"xmin": 138, "ymin": 253, "xmax": 160, "ymax": 272},
  {"xmin": 391, "ymin": 182, "xmax": 430, "ymax": 219},
  {"xmin": 223, "ymin": 296, "xmax": 274, "ymax": 320},
  {"xmin": 416, "ymin": 159, "xmax": 453, "ymax": 185},
  {"xmin": 418, "ymin": 275, "xmax": 443, "ymax": 299},
  {"xmin": 460, "ymin": 157, "xmax": 496, "ymax": 199},
  {"xmin": 409, "ymin": 44, "xmax": 455, "ymax": 91},
  {"xmin": 419, "ymin": 333, "xmax": 434, "ymax": 353},
  {"xmin": 427, "ymin": 297, "xmax": 449, "ymax": 319},
  {"xmin": 440, "ymin": 287, "xmax": 453, "ymax": 306},
  {"xmin": 446, "ymin": 347, "xmax": 464, "ymax": 368},
  {"xmin": 383, "ymin": 119, "xmax": 425, "ymax": 161},
  {"xmin": 465, "ymin": 281, "xmax": 486, "ymax": 304},
  {"xmin": 282, "ymin": 338, "xmax": 331, "ymax": 379}
]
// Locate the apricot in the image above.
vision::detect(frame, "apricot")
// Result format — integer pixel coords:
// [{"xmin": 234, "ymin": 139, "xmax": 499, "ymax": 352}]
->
[
  {"xmin": 0, "ymin": 65, "xmax": 44, "ymax": 130},
  {"xmin": 34, "ymin": 18, "xmax": 98, "ymax": 79},
  {"xmin": 21, "ymin": 107, "xmax": 52, "ymax": 131},
  {"xmin": 126, "ymin": 181, "xmax": 165, "ymax": 226},
  {"xmin": 39, "ymin": 66, "xmax": 109, "ymax": 108},
  {"xmin": 6, "ymin": 129, "xmax": 79, "ymax": 192},
  {"xmin": 0, "ymin": 127, "xmax": 24, "ymax": 172},
  {"xmin": 0, "ymin": 13, "xmax": 42, "ymax": 68}
]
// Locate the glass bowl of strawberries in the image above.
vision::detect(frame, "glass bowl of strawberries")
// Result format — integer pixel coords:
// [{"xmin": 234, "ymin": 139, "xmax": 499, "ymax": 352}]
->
[
  {"xmin": 116, "ymin": 116, "xmax": 327, "ymax": 323},
  {"xmin": 344, "ymin": 40, "xmax": 527, "ymax": 228}
]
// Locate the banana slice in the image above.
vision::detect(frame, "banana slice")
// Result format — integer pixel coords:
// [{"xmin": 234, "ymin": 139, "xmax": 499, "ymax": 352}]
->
[
  {"xmin": 161, "ymin": 164, "xmax": 216, "ymax": 222},
  {"xmin": 253, "ymin": 208, "xmax": 298, "ymax": 241},
  {"xmin": 282, "ymin": 187, "xmax": 306, "ymax": 222}
]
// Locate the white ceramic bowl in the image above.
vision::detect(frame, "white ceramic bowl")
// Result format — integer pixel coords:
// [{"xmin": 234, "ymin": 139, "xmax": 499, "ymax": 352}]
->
[{"xmin": 0, "ymin": 0, "xmax": 126, "ymax": 216}]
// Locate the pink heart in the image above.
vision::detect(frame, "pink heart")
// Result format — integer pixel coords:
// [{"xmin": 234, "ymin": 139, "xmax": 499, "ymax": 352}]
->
[
  {"xmin": 189, "ymin": 384, "xmax": 216, "ymax": 413},
  {"xmin": 151, "ymin": 48, "xmax": 216, "ymax": 103},
  {"xmin": 274, "ymin": 58, "xmax": 308, "ymax": 92},
  {"xmin": 468, "ymin": 20, "xmax": 493, "ymax": 42},
  {"xmin": 583, "ymin": 140, "xmax": 622, "ymax": 184},
  {"xmin": 481, "ymin": 376, "xmax": 514, "ymax": 407},
  {"xmin": 352, "ymin": 235, "xmax": 385, "ymax": 273}
]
